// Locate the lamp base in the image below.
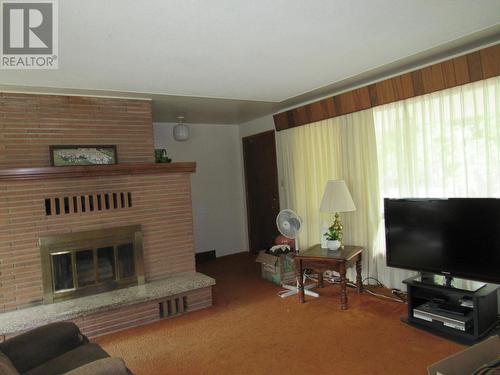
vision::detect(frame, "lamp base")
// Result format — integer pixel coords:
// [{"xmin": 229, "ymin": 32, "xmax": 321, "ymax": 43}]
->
[{"xmin": 332, "ymin": 212, "xmax": 343, "ymax": 242}]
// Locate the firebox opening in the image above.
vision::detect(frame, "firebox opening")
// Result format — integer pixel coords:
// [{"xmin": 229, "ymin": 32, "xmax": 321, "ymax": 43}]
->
[{"xmin": 39, "ymin": 225, "xmax": 144, "ymax": 304}]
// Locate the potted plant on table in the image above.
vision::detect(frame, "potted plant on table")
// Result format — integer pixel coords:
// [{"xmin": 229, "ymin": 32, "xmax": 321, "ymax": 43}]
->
[{"xmin": 324, "ymin": 226, "xmax": 342, "ymax": 250}]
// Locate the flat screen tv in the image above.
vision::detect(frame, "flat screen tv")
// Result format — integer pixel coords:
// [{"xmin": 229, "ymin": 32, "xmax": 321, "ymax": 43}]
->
[{"xmin": 384, "ymin": 198, "xmax": 500, "ymax": 284}]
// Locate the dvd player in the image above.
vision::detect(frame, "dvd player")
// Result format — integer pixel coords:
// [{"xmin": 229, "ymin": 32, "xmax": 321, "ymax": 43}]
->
[{"xmin": 413, "ymin": 302, "xmax": 473, "ymax": 332}]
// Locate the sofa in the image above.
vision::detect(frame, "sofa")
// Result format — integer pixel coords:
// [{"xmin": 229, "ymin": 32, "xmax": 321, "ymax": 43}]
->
[{"xmin": 0, "ymin": 322, "xmax": 132, "ymax": 375}]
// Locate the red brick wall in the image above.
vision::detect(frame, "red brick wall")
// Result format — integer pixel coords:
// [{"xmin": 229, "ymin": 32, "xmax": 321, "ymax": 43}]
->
[
  {"xmin": 0, "ymin": 93, "xmax": 196, "ymax": 312},
  {"xmin": 0, "ymin": 93, "xmax": 154, "ymax": 168}
]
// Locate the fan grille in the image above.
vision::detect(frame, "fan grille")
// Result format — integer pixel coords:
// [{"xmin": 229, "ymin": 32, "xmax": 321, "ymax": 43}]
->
[{"xmin": 276, "ymin": 209, "xmax": 301, "ymax": 239}]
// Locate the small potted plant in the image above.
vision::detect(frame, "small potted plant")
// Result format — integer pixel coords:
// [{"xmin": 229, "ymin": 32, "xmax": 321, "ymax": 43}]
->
[
  {"xmin": 324, "ymin": 226, "xmax": 342, "ymax": 250},
  {"xmin": 154, "ymin": 149, "xmax": 172, "ymax": 163}
]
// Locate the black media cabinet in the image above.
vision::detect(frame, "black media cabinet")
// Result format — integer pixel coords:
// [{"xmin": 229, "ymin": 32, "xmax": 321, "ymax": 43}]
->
[{"xmin": 403, "ymin": 275, "xmax": 499, "ymax": 344}]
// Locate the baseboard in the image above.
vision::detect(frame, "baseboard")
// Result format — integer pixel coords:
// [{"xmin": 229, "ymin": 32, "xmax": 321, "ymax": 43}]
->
[
  {"xmin": 214, "ymin": 250, "xmax": 250, "ymax": 259},
  {"xmin": 195, "ymin": 250, "xmax": 216, "ymax": 265}
]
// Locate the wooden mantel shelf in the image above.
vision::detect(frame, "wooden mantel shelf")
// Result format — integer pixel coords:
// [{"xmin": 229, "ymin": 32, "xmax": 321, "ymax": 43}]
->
[{"xmin": 0, "ymin": 162, "xmax": 196, "ymax": 181}]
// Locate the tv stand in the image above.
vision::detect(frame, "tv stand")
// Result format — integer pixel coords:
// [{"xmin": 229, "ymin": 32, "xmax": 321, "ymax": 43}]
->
[
  {"xmin": 415, "ymin": 273, "xmax": 485, "ymax": 292},
  {"xmin": 403, "ymin": 275, "xmax": 499, "ymax": 344}
]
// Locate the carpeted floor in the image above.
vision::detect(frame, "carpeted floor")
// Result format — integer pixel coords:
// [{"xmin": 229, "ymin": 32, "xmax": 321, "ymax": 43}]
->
[{"xmin": 95, "ymin": 252, "xmax": 464, "ymax": 375}]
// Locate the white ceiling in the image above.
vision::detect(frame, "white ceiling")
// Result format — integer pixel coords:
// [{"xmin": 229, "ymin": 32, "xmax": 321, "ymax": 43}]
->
[{"xmin": 1, "ymin": 0, "xmax": 499, "ymax": 122}]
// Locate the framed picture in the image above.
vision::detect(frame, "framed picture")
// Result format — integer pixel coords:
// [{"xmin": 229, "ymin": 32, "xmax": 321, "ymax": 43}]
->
[{"xmin": 50, "ymin": 145, "xmax": 118, "ymax": 166}]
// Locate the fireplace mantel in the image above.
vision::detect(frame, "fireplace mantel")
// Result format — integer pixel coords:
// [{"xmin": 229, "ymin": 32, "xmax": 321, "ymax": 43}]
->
[{"xmin": 0, "ymin": 162, "xmax": 196, "ymax": 181}]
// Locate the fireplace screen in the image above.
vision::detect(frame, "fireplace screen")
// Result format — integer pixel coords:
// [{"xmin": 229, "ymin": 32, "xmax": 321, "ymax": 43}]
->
[{"xmin": 39, "ymin": 225, "xmax": 144, "ymax": 303}]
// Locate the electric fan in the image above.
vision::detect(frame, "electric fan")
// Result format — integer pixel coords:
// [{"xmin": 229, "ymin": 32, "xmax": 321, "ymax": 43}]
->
[
  {"xmin": 276, "ymin": 209, "xmax": 302, "ymax": 251},
  {"xmin": 276, "ymin": 209, "xmax": 319, "ymax": 299}
]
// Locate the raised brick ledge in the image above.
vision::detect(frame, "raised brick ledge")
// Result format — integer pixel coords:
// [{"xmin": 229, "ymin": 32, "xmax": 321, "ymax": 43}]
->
[
  {"xmin": 0, "ymin": 272, "xmax": 215, "ymax": 337},
  {"xmin": 0, "ymin": 162, "xmax": 196, "ymax": 181}
]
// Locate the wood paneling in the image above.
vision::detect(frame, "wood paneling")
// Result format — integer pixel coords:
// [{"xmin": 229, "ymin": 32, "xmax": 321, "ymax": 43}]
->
[
  {"xmin": 421, "ymin": 64, "xmax": 446, "ymax": 93},
  {"xmin": 0, "ymin": 94, "xmax": 154, "ymax": 167},
  {"xmin": 466, "ymin": 51, "xmax": 484, "ymax": 82},
  {"xmin": 273, "ymin": 43, "xmax": 500, "ymax": 131},
  {"xmin": 480, "ymin": 46, "xmax": 500, "ymax": 78}
]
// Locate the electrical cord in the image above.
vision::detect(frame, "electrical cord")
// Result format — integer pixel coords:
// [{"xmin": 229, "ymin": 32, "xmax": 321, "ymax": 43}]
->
[
  {"xmin": 304, "ymin": 272, "xmax": 406, "ymax": 303},
  {"xmin": 363, "ymin": 287, "xmax": 406, "ymax": 303},
  {"xmin": 362, "ymin": 276, "xmax": 385, "ymax": 286},
  {"xmin": 391, "ymin": 289, "xmax": 408, "ymax": 302},
  {"xmin": 275, "ymin": 270, "xmax": 407, "ymax": 303},
  {"xmin": 362, "ymin": 276, "xmax": 407, "ymax": 302}
]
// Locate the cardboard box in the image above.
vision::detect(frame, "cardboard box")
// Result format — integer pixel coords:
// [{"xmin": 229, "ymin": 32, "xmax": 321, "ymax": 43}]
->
[
  {"xmin": 255, "ymin": 251, "xmax": 296, "ymax": 285},
  {"xmin": 427, "ymin": 335, "xmax": 500, "ymax": 375}
]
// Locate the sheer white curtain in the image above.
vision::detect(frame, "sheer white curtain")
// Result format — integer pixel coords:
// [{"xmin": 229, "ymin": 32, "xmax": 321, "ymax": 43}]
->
[
  {"xmin": 278, "ymin": 109, "xmax": 381, "ymax": 280},
  {"xmin": 277, "ymin": 76, "xmax": 500, "ymax": 289},
  {"xmin": 373, "ymin": 76, "xmax": 500, "ymax": 288}
]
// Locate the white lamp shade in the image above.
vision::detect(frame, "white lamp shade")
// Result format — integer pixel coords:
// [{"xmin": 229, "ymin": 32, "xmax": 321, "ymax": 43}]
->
[
  {"xmin": 319, "ymin": 180, "xmax": 356, "ymax": 213},
  {"xmin": 173, "ymin": 123, "xmax": 189, "ymax": 141}
]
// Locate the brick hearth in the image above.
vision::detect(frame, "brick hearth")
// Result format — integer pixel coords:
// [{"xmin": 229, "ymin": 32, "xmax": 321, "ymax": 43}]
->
[{"xmin": 0, "ymin": 274, "xmax": 215, "ymax": 339}]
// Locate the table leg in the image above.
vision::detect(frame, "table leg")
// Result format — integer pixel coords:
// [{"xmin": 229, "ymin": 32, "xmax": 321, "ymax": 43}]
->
[
  {"xmin": 317, "ymin": 271, "xmax": 324, "ymax": 288},
  {"xmin": 296, "ymin": 259, "xmax": 305, "ymax": 303},
  {"xmin": 340, "ymin": 262, "xmax": 348, "ymax": 310},
  {"xmin": 356, "ymin": 254, "xmax": 363, "ymax": 293}
]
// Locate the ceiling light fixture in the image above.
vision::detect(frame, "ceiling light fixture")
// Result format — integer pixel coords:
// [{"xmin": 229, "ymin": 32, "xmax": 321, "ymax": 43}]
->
[{"xmin": 173, "ymin": 115, "xmax": 189, "ymax": 141}]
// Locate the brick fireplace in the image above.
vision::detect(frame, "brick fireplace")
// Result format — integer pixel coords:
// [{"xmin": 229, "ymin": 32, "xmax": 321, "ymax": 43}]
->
[{"xmin": 0, "ymin": 93, "xmax": 214, "ymax": 337}]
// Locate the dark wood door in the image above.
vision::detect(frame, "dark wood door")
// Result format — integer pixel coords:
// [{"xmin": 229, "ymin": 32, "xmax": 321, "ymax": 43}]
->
[{"xmin": 243, "ymin": 130, "xmax": 280, "ymax": 253}]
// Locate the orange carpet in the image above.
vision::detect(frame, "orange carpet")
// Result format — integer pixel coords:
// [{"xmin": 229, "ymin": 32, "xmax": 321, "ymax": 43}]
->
[{"xmin": 95, "ymin": 253, "xmax": 463, "ymax": 375}]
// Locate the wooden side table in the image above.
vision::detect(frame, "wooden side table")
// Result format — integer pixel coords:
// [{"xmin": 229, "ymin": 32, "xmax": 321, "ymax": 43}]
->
[{"xmin": 294, "ymin": 244, "xmax": 363, "ymax": 310}]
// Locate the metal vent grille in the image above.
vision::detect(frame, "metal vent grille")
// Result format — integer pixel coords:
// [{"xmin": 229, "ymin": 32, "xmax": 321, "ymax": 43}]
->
[
  {"xmin": 159, "ymin": 296, "xmax": 188, "ymax": 318},
  {"xmin": 44, "ymin": 192, "xmax": 132, "ymax": 216}
]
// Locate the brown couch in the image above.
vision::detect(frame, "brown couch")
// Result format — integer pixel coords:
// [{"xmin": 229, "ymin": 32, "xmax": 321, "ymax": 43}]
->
[{"xmin": 0, "ymin": 322, "xmax": 132, "ymax": 375}]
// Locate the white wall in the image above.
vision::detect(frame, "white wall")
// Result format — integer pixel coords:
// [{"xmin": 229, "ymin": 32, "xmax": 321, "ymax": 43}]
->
[
  {"xmin": 239, "ymin": 115, "xmax": 275, "ymax": 138},
  {"xmin": 154, "ymin": 122, "xmax": 247, "ymax": 257}
]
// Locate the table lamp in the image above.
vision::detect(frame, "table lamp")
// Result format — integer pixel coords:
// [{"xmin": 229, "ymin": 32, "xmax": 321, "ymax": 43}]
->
[{"xmin": 320, "ymin": 180, "xmax": 356, "ymax": 246}]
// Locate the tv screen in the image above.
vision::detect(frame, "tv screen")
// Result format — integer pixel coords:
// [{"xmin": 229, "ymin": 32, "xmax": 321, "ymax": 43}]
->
[{"xmin": 384, "ymin": 198, "xmax": 500, "ymax": 284}]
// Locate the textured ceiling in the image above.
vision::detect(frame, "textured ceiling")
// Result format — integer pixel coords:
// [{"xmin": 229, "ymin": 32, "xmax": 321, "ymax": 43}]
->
[{"xmin": 0, "ymin": 0, "xmax": 499, "ymax": 123}]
